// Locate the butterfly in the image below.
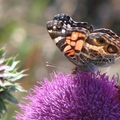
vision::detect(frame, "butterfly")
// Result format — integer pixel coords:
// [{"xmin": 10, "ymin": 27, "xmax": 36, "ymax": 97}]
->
[{"xmin": 46, "ymin": 13, "xmax": 120, "ymax": 71}]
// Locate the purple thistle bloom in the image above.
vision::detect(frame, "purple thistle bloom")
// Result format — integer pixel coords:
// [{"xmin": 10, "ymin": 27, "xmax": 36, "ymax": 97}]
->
[{"xmin": 15, "ymin": 71, "xmax": 120, "ymax": 120}]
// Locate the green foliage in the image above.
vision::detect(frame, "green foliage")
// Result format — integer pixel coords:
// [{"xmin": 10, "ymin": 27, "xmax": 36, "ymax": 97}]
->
[{"xmin": 0, "ymin": 48, "xmax": 26, "ymax": 118}]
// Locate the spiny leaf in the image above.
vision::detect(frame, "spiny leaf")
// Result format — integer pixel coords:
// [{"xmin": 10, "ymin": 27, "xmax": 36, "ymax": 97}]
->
[
  {"xmin": 9, "ymin": 84, "xmax": 27, "ymax": 92},
  {"xmin": 3, "ymin": 90, "xmax": 18, "ymax": 104},
  {"xmin": 0, "ymin": 99, "xmax": 7, "ymax": 113},
  {"xmin": 0, "ymin": 91, "xmax": 7, "ymax": 100},
  {"xmin": 0, "ymin": 48, "xmax": 5, "ymax": 59},
  {"xmin": 0, "ymin": 47, "xmax": 27, "ymax": 117},
  {"xmin": 3, "ymin": 57, "xmax": 15, "ymax": 66}
]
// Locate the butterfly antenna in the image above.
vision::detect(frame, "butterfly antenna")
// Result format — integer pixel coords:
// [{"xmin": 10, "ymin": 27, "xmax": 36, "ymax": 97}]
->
[
  {"xmin": 46, "ymin": 61, "xmax": 57, "ymax": 68},
  {"xmin": 46, "ymin": 61, "xmax": 71, "ymax": 69},
  {"xmin": 105, "ymin": 66, "xmax": 111, "ymax": 73}
]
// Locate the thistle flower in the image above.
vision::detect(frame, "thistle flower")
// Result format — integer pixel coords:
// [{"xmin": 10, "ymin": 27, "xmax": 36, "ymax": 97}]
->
[{"xmin": 15, "ymin": 71, "xmax": 120, "ymax": 120}]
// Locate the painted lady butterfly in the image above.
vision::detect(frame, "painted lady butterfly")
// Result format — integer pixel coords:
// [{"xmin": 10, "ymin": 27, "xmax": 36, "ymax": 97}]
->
[{"xmin": 46, "ymin": 14, "xmax": 120, "ymax": 71}]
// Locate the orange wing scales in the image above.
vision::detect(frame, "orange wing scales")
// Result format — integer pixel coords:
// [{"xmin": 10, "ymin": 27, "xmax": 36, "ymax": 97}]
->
[
  {"xmin": 75, "ymin": 40, "xmax": 84, "ymax": 51},
  {"xmin": 64, "ymin": 32, "xmax": 86, "ymax": 56},
  {"xmin": 71, "ymin": 32, "xmax": 79, "ymax": 40}
]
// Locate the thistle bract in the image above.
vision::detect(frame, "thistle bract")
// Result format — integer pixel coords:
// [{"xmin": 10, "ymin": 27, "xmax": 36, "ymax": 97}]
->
[{"xmin": 0, "ymin": 48, "xmax": 25, "ymax": 118}]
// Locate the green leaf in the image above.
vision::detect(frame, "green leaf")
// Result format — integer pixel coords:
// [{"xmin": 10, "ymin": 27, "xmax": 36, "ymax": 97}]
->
[
  {"xmin": 9, "ymin": 84, "xmax": 27, "ymax": 92},
  {"xmin": 0, "ymin": 48, "xmax": 5, "ymax": 59},
  {"xmin": 3, "ymin": 90, "xmax": 18, "ymax": 104},
  {"xmin": 0, "ymin": 99, "xmax": 7, "ymax": 113},
  {"xmin": 0, "ymin": 47, "xmax": 27, "ymax": 117},
  {"xmin": 3, "ymin": 57, "xmax": 14, "ymax": 66},
  {"xmin": 0, "ymin": 91, "xmax": 6, "ymax": 100}
]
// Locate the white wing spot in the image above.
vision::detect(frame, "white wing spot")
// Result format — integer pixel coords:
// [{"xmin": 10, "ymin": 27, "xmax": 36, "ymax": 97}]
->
[
  {"xmin": 54, "ymin": 36, "xmax": 64, "ymax": 43},
  {"xmin": 61, "ymin": 29, "xmax": 66, "ymax": 34},
  {"xmin": 53, "ymin": 26, "xmax": 56, "ymax": 30}
]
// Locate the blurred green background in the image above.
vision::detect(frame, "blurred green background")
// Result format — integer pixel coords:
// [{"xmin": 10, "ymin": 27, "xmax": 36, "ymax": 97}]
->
[{"xmin": 1, "ymin": 0, "xmax": 120, "ymax": 119}]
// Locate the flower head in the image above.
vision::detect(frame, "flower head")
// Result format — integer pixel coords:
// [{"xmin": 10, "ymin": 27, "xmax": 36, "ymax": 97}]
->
[{"xmin": 15, "ymin": 71, "xmax": 120, "ymax": 120}]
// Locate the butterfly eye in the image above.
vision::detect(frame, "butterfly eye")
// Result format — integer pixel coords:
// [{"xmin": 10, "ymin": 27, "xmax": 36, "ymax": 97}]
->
[
  {"xmin": 57, "ymin": 21, "xmax": 63, "ymax": 30},
  {"xmin": 107, "ymin": 45, "xmax": 118, "ymax": 53},
  {"xmin": 96, "ymin": 38, "xmax": 106, "ymax": 44},
  {"xmin": 46, "ymin": 21, "xmax": 53, "ymax": 30}
]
